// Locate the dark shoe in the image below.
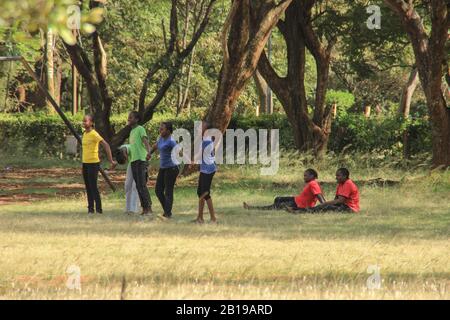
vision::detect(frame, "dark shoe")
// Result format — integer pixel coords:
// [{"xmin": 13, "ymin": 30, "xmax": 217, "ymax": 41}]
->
[
  {"xmin": 163, "ymin": 213, "xmax": 172, "ymax": 219},
  {"xmin": 97, "ymin": 210, "xmax": 103, "ymax": 214}
]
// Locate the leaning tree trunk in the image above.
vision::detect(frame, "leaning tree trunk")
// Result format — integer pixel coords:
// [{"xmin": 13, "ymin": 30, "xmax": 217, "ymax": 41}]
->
[
  {"xmin": 399, "ymin": 67, "xmax": 419, "ymax": 159},
  {"xmin": 385, "ymin": 0, "xmax": 450, "ymax": 167},
  {"xmin": 206, "ymin": 0, "xmax": 292, "ymax": 131}
]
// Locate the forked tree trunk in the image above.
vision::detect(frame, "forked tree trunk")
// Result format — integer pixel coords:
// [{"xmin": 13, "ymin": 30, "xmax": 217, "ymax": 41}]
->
[
  {"xmin": 206, "ymin": 0, "xmax": 292, "ymax": 131},
  {"xmin": 257, "ymin": 0, "xmax": 334, "ymax": 156}
]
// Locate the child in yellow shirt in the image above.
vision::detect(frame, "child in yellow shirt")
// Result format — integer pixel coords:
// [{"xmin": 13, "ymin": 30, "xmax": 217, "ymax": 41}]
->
[{"xmin": 82, "ymin": 114, "xmax": 117, "ymax": 214}]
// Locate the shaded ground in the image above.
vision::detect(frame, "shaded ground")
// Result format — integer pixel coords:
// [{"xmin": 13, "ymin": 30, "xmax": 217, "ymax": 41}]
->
[{"xmin": 0, "ymin": 167, "xmax": 127, "ymax": 204}]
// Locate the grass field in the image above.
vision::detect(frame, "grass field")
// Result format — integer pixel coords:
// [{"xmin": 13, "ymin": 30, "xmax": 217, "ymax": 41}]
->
[{"xmin": 0, "ymin": 154, "xmax": 449, "ymax": 299}]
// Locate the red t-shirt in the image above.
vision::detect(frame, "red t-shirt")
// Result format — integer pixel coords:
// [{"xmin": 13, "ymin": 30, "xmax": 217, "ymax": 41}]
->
[
  {"xmin": 336, "ymin": 179, "xmax": 360, "ymax": 212},
  {"xmin": 295, "ymin": 179, "xmax": 322, "ymax": 208}
]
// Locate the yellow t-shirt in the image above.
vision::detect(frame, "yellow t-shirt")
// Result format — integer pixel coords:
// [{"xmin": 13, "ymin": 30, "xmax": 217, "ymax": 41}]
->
[{"xmin": 82, "ymin": 129, "xmax": 103, "ymax": 163}]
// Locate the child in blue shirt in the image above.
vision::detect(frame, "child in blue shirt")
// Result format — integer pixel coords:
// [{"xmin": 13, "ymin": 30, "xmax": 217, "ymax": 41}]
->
[
  {"xmin": 149, "ymin": 121, "xmax": 179, "ymax": 218},
  {"xmin": 194, "ymin": 121, "xmax": 217, "ymax": 224}
]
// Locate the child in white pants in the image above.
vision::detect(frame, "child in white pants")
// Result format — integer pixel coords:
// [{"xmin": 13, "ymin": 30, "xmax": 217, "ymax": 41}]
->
[{"xmin": 116, "ymin": 145, "xmax": 139, "ymax": 214}]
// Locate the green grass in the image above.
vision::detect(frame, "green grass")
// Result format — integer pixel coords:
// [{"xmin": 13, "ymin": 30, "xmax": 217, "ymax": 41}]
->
[{"xmin": 0, "ymin": 156, "xmax": 449, "ymax": 299}]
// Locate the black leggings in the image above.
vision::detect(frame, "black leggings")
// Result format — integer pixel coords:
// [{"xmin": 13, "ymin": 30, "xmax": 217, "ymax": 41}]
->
[
  {"xmin": 309, "ymin": 203, "xmax": 352, "ymax": 213},
  {"xmin": 131, "ymin": 160, "xmax": 152, "ymax": 209},
  {"xmin": 155, "ymin": 166, "xmax": 179, "ymax": 216},
  {"xmin": 249, "ymin": 196, "xmax": 299, "ymax": 210},
  {"xmin": 82, "ymin": 163, "xmax": 102, "ymax": 213},
  {"xmin": 197, "ymin": 172, "xmax": 215, "ymax": 200}
]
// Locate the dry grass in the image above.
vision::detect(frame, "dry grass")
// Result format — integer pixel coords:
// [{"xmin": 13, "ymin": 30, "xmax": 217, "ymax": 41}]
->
[{"xmin": 0, "ymin": 159, "xmax": 449, "ymax": 299}]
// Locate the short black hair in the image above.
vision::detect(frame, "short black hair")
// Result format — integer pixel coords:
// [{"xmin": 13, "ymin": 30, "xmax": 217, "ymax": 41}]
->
[
  {"xmin": 337, "ymin": 168, "xmax": 350, "ymax": 179},
  {"xmin": 129, "ymin": 111, "xmax": 141, "ymax": 122},
  {"xmin": 203, "ymin": 120, "xmax": 212, "ymax": 129},
  {"xmin": 161, "ymin": 121, "xmax": 174, "ymax": 133},
  {"xmin": 115, "ymin": 148, "xmax": 127, "ymax": 165},
  {"xmin": 305, "ymin": 168, "xmax": 318, "ymax": 179},
  {"xmin": 85, "ymin": 114, "xmax": 94, "ymax": 122}
]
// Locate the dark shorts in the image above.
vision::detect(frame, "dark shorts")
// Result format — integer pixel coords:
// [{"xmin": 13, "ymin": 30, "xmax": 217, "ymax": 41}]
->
[{"xmin": 197, "ymin": 172, "xmax": 215, "ymax": 200}]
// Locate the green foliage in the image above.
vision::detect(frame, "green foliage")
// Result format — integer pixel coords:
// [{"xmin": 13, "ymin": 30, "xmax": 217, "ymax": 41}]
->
[
  {"xmin": 0, "ymin": 112, "xmax": 431, "ymax": 159},
  {"xmin": 326, "ymin": 90, "xmax": 355, "ymax": 115}
]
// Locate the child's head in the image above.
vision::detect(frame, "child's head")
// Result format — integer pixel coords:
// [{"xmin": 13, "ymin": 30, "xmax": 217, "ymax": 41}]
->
[
  {"xmin": 201, "ymin": 120, "xmax": 211, "ymax": 136},
  {"xmin": 336, "ymin": 168, "xmax": 350, "ymax": 183},
  {"xmin": 304, "ymin": 168, "xmax": 318, "ymax": 183},
  {"xmin": 115, "ymin": 148, "xmax": 127, "ymax": 165},
  {"xmin": 128, "ymin": 111, "xmax": 141, "ymax": 126},
  {"xmin": 159, "ymin": 121, "xmax": 173, "ymax": 137},
  {"xmin": 83, "ymin": 114, "xmax": 94, "ymax": 129}
]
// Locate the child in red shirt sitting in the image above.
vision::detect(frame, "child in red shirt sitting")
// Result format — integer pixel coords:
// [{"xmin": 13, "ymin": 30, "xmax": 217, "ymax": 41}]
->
[
  {"xmin": 243, "ymin": 169, "xmax": 325, "ymax": 211},
  {"xmin": 311, "ymin": 168, "xmax": 360, "ymax": 213}
]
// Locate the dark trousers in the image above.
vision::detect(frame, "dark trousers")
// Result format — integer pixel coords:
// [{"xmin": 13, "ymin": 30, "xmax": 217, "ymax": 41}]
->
[
  {"xmin": 131, "ymin": 160, "xmax": 152, "ymax": 209},
  {"xmin": 155, "ymin": 166, "xmax": 179, "ymax": 216},
  {"xmin": 251, "ymin": 196, "xmax": 298, "ymax": 210},
  {"xmin": 197, "ymin": 172, "xmax": 215, "ymax": 200},
  {"xmin": 82, "ymin": 163, "xmax": 102, "ymax": 213},
  {"xmin": 309, "ymin": 203, "xmax": 352, "ymax": 213}
]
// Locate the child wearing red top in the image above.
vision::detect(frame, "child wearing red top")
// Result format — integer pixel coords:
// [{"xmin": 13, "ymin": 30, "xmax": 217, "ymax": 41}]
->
[
  {"xmin": 243, "ymin": 169, "xmax": 325, "ymax": 211},
  {"xmin": 311, "ymin": 168, "xmax": 360, "ymax": 213}
]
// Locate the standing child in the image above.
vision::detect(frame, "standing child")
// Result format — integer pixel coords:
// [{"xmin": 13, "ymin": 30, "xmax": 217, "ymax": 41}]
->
[
  {"xmin": 149, "ymin": 122, "xmax": 179, "ymax": 218},
  {"xmin": 81, "ymin": 114, "xmax": 116, "ymax": 214},
  {"xmin": 115, "ymin": 145, "xmax": 139, "ymax": 214},
  {"xmin": 127, "ymin": 111, "xmax": 152, "ymax": 215},
  {"xmin": 194, "ymin": 121, "xmax": 217, "ymax": 224}
]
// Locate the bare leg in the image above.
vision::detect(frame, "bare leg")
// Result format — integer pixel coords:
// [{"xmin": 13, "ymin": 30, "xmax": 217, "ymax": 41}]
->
[
  {"xmin": 206, "ymin": 198, "xmax": 216, "ymax": 222},
  {"xmin": 196, "ymin": 199, "xmax": 206, "ymax": 223}
]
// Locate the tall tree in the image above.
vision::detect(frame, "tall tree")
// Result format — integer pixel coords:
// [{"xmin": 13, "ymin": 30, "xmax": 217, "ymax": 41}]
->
[
  {"xmin": 384, "ymin": 0, "xmax": 449, "ymax": 167},
  {"xmin": 257, "ymin": 0, "xmax": 346, "ymax": 155},
  {"xmin": 205, "ymin": 0, "xmax": 292, "ymax": 131},
  {"xmin": 64, "ymin": 0, "xmax": 216, "ymax": 148}
]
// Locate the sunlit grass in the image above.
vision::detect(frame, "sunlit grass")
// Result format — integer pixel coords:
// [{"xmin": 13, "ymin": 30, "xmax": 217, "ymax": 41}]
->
[{"xmin": 0, "ymin": 156, "xmax": 449, "ymax": 299}]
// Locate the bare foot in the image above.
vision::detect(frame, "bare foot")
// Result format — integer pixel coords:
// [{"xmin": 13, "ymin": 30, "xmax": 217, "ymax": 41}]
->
[{"xmin": 193, "ymin": 218, "xmax": 204, "ymax": 224}]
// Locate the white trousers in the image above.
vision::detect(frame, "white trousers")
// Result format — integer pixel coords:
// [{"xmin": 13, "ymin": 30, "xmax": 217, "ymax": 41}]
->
[{"xmin": 125, "ymin": 165, "xmax": 139, "ymax": 213}]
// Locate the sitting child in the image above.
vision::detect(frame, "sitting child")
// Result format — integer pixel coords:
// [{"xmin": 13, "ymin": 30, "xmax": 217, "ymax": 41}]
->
[
  {"xmin": 310, "ymin": 168, "xmax": 360, "ymax": 213},
  {"xmin": 243, "ymin": 169, "xmax": 325, "ymax": 211}
]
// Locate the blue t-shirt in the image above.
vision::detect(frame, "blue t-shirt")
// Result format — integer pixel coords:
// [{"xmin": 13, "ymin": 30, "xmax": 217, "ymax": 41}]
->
[
  {"xmin": 200, "ymin": 137, "xmax": 217, "ymax": 174},
  {"xmin": 157, "ymin": 136, "xmax": 178, "ymax": 168}
]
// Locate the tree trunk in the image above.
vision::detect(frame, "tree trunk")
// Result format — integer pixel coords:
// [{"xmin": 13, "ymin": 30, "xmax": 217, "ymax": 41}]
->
[
  {"xmin": 399, "ymin": 67, "xmax": 419, "ymax": 118},
  {"xmin": 206, "ymin": 0, "xmax": 292, "ymax": 131},
  {"xmin": 253, "ymin": 70, "xmax": 269, "ymax": 116},
  {"xmin": 399, "ymin": 67, "xmax": 419, "ymax": 159},
  {"xmin": 46, "ymin": 28, "xmax": 55, "ymax": 113},
  {"xmin": 385, "ymin": 0, "xmax": 450, "ymax": 167},
  {"xmin": 257, "ymin": 0, "xmax": 334, "ymax": 156}
]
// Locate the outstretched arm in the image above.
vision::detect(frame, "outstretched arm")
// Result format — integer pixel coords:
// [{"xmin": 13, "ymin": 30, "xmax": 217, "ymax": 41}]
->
[
  {"xmin": 317, "ymin": 194, "xmax": 326, "ymax": 204},
  {"xmin": 100, "ymin": 140, "xmax": 117, "ymax": 170},
  {"xmin": 142, "ymin": 136, "xmax": 153, "ymax": 161},
  {"xmin": 321, "ymin": 195, "xmax": 346, "ymax": 206}
]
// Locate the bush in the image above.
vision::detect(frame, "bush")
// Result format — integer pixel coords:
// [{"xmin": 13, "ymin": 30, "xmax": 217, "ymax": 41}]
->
[{"xmin": 0, "ymin": 111, "xmax": 431, "ymax": 158}]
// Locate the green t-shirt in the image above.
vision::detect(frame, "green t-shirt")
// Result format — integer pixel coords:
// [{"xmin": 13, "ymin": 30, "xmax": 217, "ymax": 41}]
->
[{"xmin": 129, "ymin": 125, "xmax": 148, "ymax": 162}]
